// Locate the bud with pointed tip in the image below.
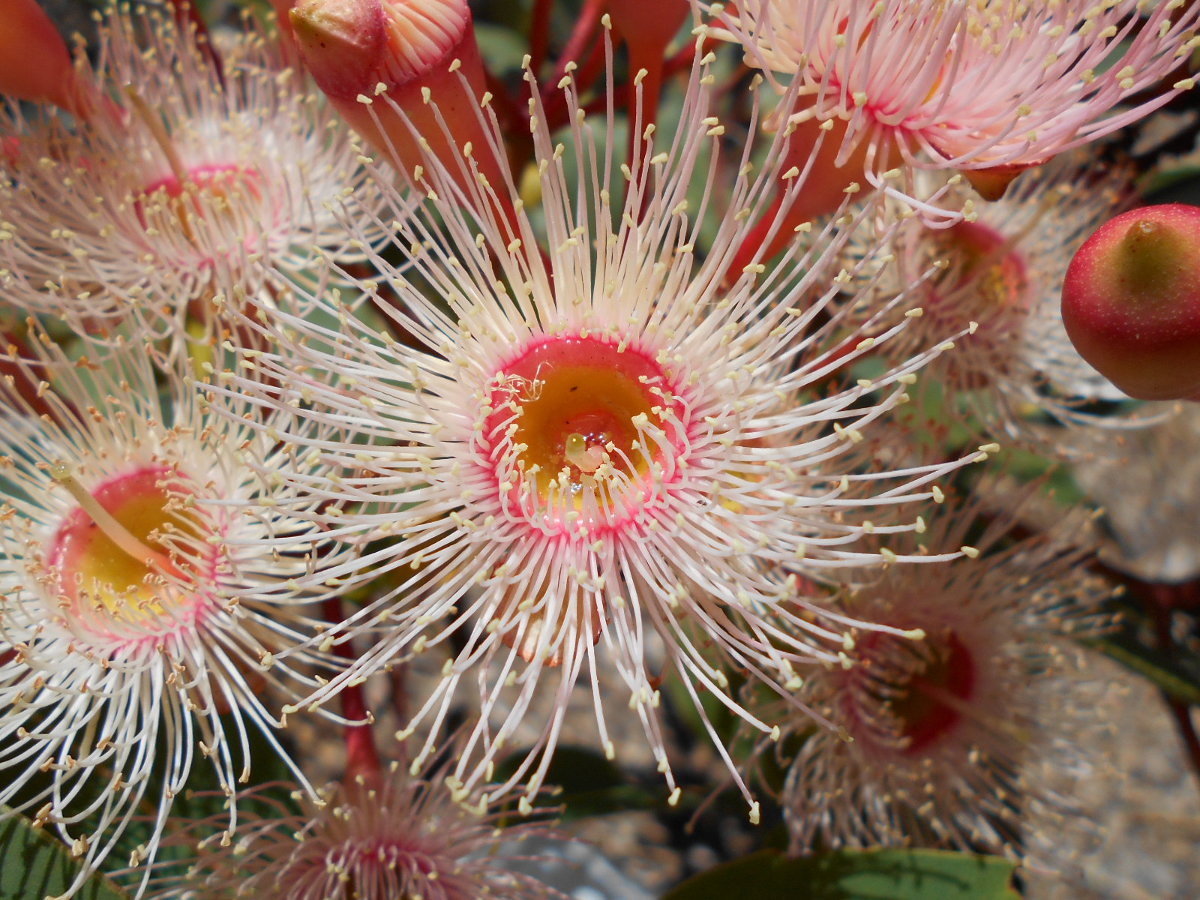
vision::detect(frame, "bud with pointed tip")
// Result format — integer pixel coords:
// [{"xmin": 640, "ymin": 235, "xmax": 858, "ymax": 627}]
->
[
  {"xmin": 0, "ymin": 0, "xmax": 82, "ymax": 112},
  {"xmin": 1062, "ymin": 204, "xmax": 1200, "ymax": 401},
  {"xmin": 607, "ymin": 0, "xmax": 688, "ymax": 129},
  {"xmin": 962, "ymin": 161, "xmax": 1042, "ymax": 203},
  {"xmin": 289, "ymin": 0, "xmax": 386, "ymax": 100},
  {"xmin": 727, "ymin": 112, "xmax": 873, "ymax": 276},
  {"xmin": 290, "ymin": 0, "xmax": 507, "ymax": 193}
]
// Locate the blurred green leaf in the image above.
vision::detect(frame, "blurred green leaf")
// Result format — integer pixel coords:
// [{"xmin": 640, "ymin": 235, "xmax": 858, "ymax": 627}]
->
[
  {"xmin": 1090, "ymin": 607, "xmax": 1200, "ymax": 705},
  {"xmin": 495, "ymin": 746, "xmax": 660, "ymax": 820},
  {"xmin": 663, "ymin": 848, "xmax": 1020, "ymax": 900},
  {"xmin": 0, "ymin": 809, "xmax": 131, "ymax": 900},
  {"xmin": 1143, "ymin": 169, "xmax": 1200, "ymax": 205},
  {"xmin": 476, "ymin": 22, "xmax": 532, "ymax": 77}
]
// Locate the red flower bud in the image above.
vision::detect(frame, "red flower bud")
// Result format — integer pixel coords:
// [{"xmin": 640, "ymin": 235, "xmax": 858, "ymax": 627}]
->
[
  {"xmin": 290, "ymin": 0, "xmax": 507, "ymax": 196},
  {"xmin": 962, "ymin": 160, "xmax": 1042, "ymax": 203},
  {"xmin": 289, "ymin": 0, "xmax": 387, "ymax": 102},
  {"xmin": 1062, "ymin": 203, "xmax": 1200, "ymax": 401},
  {"xmin": 0, "ymin": 0, "xmax": 81, "ymax": 111}
]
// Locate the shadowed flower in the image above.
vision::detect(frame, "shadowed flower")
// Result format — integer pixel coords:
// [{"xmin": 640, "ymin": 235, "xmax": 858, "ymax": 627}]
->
[
  {"xmin": 0, "ymin": 330, "xmax": 350, "ymax": 891},
  {"xmin": 0, "ymin": 6, "xmax": 383, "ymax": 355},
  {"xmin": 146, "ymin": 759, "xmax": 562, "ymax": 900},
  {"xmin": 847, "ymin": 157, "xmax": 1137, "ymax": 441},
  {"xmin": 762, "ymin": 488, "xmax": 1110, "ymax": 857},
  {"xmin": 210, "ymin": 43, "xmax": 979, "ymax": 816},
  {"xmin": 0, "ymin": 0, "xmax": 87, "ymax": 111}
]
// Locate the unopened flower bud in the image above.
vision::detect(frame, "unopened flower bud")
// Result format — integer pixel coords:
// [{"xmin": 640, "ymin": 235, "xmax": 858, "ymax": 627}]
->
[
  {"xmin": 607, "ymin": 0, "xmax": 688, "ymax": 157},
  {"xmin": 0, "ymin": 0, "xmax": 82, "ymax": 111},
  {"xmin": 266, "ymin": 0, "xmax": 314, "ymax": 65},
  {"xmin": 610, "ymin": 0, "xmax": 687, "ymax": 43},
  {"xmin": 1062, "ymin": 203, "xmax": 1200, "ymax": 401},
  {"xmin": 289, "ymin": 0, "xmax": 386, "ymax": 101},
  {"xmin": 962, "ymin": 161, "xmax": 1041, "ymax": 203},
  {"xmin": 290, "ymin": 0, "xmax": 506, "ymax": 192}
]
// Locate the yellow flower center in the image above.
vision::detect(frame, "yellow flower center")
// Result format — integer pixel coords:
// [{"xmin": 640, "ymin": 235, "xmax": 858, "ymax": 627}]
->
[
  {"xmin": 47, "ymin": 466, "xmax": 212, "ymax": 629},
  {"xmin": 487, "ymin": 336, "xmax": 682, "ymax": 504}
]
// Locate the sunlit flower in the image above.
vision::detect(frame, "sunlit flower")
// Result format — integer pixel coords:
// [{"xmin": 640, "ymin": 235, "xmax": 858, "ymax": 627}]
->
[
  {"xmin": 0, "ymin": 330, "xmax": 349, "ymax": 891},
  {"xmin": 210, "ymin": 43, "xmax": 978, "ymax": 815},
  {"xmin": 148, "ymin": 760, "xmax": 561, "ymax": 900},
  {"xmin": 704, "ymin": 0, "xmax": 1198, "ymax": 209},
  {"xmin": 0, "ymin": 6, "xmax": 382, "ymax": 355},
  {"xmin": 764, "ymin": 488, "xmax": 1109, "ymax": 857}
]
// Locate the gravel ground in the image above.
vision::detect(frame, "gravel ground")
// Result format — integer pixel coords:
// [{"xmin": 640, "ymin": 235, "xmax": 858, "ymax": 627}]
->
[
  {"xmin": 1021, "ymin": 654, "xmax": 1200, "ymax": 900},
  {"xmin": 286, "ymin": 645, "xmax": 1200, "ymax": 900}
]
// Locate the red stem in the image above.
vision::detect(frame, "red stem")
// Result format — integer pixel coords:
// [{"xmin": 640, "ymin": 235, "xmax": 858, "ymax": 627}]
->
[
  {"xmin": 529, "ymin": 0, "xmax": 553, "ymax": 77},
  {"xmin": 542, "ymin": 23, "xmax": 609, "ymax": 131},
  {"xmin": 1149, "ymin": 601, "xmax": 1200, "ymax": 793},
  {"xmin": 322, "ymin": 596, "xmax": 382, "ymax": 777},
  {"xmin": 171, "ymin": 0, "xmax": 225, "ymax": 86},
  {"xmin": 1167, "ymin": 697, "xmax": 1200, "ymax": 787},
  {"xmin": 553, "ymin": 0, "xmax": 608, "ymax": 84}
]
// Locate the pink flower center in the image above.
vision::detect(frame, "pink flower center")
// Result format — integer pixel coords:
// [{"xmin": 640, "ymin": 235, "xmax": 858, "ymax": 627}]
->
[
  {"xmin": 46, "ymin": 465, "xmax": 218, "ymax": 639},
  {"xmin": 923, "ymin": 220, "xmax": 1032, "ymax": 389},
  {"xmin": 846, "ymin": 628, "xmax": 977, "ymax": 755},
  {"xmin": 887, "ymin": 632, "xmax": 975, "ymax": 754},
  {"xmin": 484, "ymin": 335, "xmax": 687, "ymax": 521},
  {"xmin": 932, "ymin": 220, "xmax": 1029, "ymax": 316},
  {"xmin": 136, "ymin": 164, "xmax": 263, "ymax": 244}
]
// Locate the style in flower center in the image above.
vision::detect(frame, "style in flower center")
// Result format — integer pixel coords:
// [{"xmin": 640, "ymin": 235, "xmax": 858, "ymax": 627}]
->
[
  {"xmin": 124, "ymin": 87, "xmax": 263, "ymax": 248},
  {"xmin": 486, "ymin": 336, "xmax": 684, "ymax": 507},
  {"xmin": 46, "ymin": 465, "xmax": 212, "ymax": 630},
  {"xmin": 884, "ymin": 632, "xmax": 975, "ymax": 754}
]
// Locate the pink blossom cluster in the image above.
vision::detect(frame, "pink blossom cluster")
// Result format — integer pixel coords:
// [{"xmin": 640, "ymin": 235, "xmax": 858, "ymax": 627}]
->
[{"xmin": 0, "ymin": 2, "xmax": 1197, "ymax": 898}]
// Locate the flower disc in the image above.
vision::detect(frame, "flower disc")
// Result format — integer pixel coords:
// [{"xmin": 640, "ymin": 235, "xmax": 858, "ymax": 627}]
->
[
  {"xmin": 935, "ymin": 221, "xmax": 1028, "ymax": 313},
  {"xmin": 45, "ymin": 465, "xmax": 217, "ymax": 639},
  {"xmin": 867, "ymin": 630, "xmax": 975, "ymax": 754},
  {"xmin": 483, "ymin": 334, "xmax": 688, "ymax": 531},
  {"xmin": 137, "ymin": 164, "xmax": 264, "ymax": 255}
]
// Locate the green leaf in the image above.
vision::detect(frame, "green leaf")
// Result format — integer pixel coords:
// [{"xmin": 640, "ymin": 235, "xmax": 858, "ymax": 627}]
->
[
  {"xmin": 1090, "ymin": 620, "xmax": 1200, "ymax": 706},
  {"xmin": 475, "ymin": 23, "xmax": 531, "ymax": 78},
  {"xmin": 1143, "ymin": 168, "xmax": 1200, "ymax": 205},
  {"xmin": 662, "ymin": 849, "xmax": 1020, "ymax": 900},
  {"xmin": 0, "ymin": 808, "xmax": 131, "ymax": 900},
  {"xmin": 494, "ymin": 746, "xmax": 660, "ymax": 820}
]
